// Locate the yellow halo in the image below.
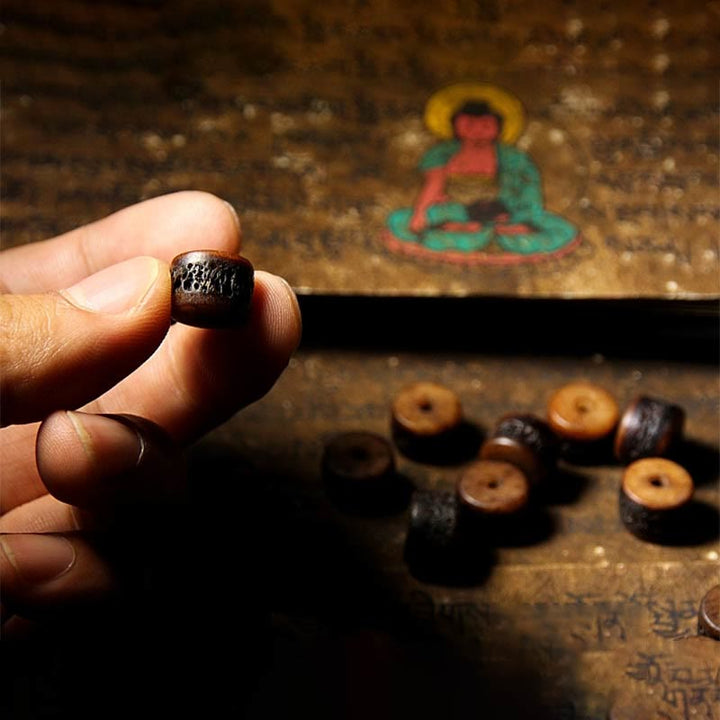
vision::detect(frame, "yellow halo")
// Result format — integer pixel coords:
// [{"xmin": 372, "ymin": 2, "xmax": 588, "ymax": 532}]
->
[{"xmin": 424, "ymin": 82, "xmax": 525, "ymax": 144}]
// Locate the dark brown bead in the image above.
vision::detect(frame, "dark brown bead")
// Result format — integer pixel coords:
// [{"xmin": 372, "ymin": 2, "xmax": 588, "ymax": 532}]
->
[
  {"xmin": 457, "ymin": 460, "xmax": 529, "ymax": 516},
  {"xmin": 407, "ymin": 490, "xmax": 461, "ymax": 555},
  {"xmin": 480, "ymin": 413, "xmax": 558, "ymax": 484},
  {"xmin": 698, "ymin": 584, "xmax": 720, "ymax": 640},
  {"xmin": 391, "ymin": 382, "xmax": 466, "ymax": 462},
  {"xmin": 322, "ymin": 431, "xmax": 404, "ymax": 513},
  {"xmin": 457, "ymin": 460, "xmax": 533, "ymax": 545},
  {"xmin": 619, "ymin": 457, "xmax": 694, "ymax": 542},
  {"xmin": 614, "ymin": 395, "xmax": 685, "ymax": 465},
  {"xmin": 170, "ymin": 250, "xmax": 254, "ymax": 328},
  {"xmin": 403, "ymin": 489, "xmax": 489, "ymax": 585},
  {"xmin": 547, "ymin": 381, "xmax": 619, "ymax": 442}
]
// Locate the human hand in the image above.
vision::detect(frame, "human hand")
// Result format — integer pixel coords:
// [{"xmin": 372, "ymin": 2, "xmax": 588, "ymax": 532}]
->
[{"xmin": 0, "ymin": 191, "xmax": 302, "ymax": 634}]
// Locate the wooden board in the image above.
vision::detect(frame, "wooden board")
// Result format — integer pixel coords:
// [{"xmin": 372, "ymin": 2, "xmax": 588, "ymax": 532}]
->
[
  {"xmin": 197, "ymin": 347, "xmax": 720, "ymax": 719},
  {"xmin": 2, "ymin": 0, "xmax": 719, "ymax": 298}
]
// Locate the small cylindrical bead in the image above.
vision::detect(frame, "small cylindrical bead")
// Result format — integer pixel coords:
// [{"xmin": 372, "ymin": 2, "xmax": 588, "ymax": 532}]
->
[
  {"xmin": 457, "ymin": 460, "xmax": 530, "ymax": 516},
  {"xmin": 404, "ymin": 489, "xmax": 489, "ymax": 584},
  {"xmin": 480, "ymin": 413, "xmax": 558, "ymax": 484},
  {"xmin": 322, "ymin": 431, "xmax": 401, "ymax": 513},
  {"xmin": 457, "ymin": 460, "xmax": 531, "ymax": 543},
  {"xmin": 619, "ymin": 457, "xmax": 694, "ymax": 542},
  {"xmin": 170, "ymin": 250, "xmax": 254, "ymax": 328},
  {"xmin": 614, "ymin": 395, "xmax": 685, "ymax": 465},
  {"xmin": 391, "ymin": 382, "xmax": 465, "ymax": 463},
  {"xmin": 548, "ymin": 381, "xmax": 619, "ymax": 442},
  {"xmin": 697, "ymin": 585, "xmax": 720, "ymax": 640}
]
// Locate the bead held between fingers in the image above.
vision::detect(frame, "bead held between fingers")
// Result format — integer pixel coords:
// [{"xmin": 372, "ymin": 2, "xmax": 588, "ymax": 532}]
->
[{"xmin": 170, "ymin": 250, "xmax": 254, "ymax": 328}]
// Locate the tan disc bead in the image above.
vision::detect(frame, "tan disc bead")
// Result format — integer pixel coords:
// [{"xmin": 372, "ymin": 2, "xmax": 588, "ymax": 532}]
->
[
  {"xmin": 392, "ymin": 382, "xmax": 462, "ymax": 438},
  {"xmin": 547, "ymin": 381, "xmax": 619, "ymax": 442},
  {"xmin": 620, "ymin": 457, "xmax": 694, "ymax": 542},
  {"xmin": 391, "ymin": 382, "xmax": 465, "ymax": 462},
  {"xmin": 457, "ymin": 460, "xmax": 529, "ymax": 516},
  {"xmin": 698, "ymin": 584, "xmax": 720, "ymax": 640},
  {"xmin": 622, "ymin": 457, "xmax": 693, "ymax": 510}
]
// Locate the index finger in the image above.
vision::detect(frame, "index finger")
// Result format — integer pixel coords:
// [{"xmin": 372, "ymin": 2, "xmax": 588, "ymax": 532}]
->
[{"xmin": 0, "ymin": 191, "xmax": 242, "ymax": 294}]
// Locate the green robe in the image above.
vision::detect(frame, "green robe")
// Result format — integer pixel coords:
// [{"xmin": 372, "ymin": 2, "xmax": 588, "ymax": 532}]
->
[{"xmin": 388, "ymin": 141, "xmax": 577, "ymax": 254}]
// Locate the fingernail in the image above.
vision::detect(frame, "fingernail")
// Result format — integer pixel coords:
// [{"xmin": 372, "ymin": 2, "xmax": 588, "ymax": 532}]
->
[
  {"xmin": 61, "ymin": 256, "xmax": 161, "ymax": 314},
  {"xmin": 222, "ymin": 200, "xmax": 242, "ymax": 236},
  {"xmin": 0, "ymin": 534, "xmax": 76, "ymax": 584},
  {"xmin": 66, "ymin": 411, "xmax": 143, "ymax": 475}
]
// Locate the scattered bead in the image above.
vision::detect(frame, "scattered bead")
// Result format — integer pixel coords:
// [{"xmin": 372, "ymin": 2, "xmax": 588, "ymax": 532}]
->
[
  {"xmin": 480, "ymin": 413, "xmax": 558, "ymax": 484},
  {"xmin": 403, "ymin": 489, "xmax": 489, "ymax": 585},
  {"xmin": 697, "ymin": 584, "xmax": 720, "ymax": 640},
  {"xmin": 457, "ymin": 460, "xmax": 530, "ymax": 516},
  {"xmin": 391, "ymin": 382, "xmax": 472, "ymax": 463},
  {"xmin": 614, "ymin": 395, "xmax": 685, "ymax": 465},
  {"xmin": 547, "ymin": 381, "xmax": 619, "ymax": 442},
  {"xmin": 619, "ymin": 457, "xmax": 694, "ymax": 542},
  {"xmin": 322, "ymin": 431, "xmax": 407, "ymax": 514}
]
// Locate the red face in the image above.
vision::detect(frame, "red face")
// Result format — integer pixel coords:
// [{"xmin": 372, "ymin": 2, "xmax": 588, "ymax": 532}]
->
[{"xmin": 453, "ymin": 113, "xmax": 500, "ymax": 141}]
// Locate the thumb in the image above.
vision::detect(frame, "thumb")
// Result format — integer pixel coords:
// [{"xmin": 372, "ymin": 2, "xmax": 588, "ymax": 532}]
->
[{"xmin": 0, "ymin": 257, "xmax": 171, "ymax": 427}]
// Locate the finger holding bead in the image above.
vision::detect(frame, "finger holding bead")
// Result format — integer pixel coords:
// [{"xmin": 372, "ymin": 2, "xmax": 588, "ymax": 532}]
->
[
  {"xmin": 81, "ymin": 270, "xmax": 301, "ymax": 445},
  {"xmin": 0, "ymin": 257, "xmax": 172, "ymax": 428}
]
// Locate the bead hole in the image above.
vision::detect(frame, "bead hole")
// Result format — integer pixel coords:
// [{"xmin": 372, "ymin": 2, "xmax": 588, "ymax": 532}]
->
[
  {"xmin": 350, "ymin": 447, "xmax": 370, "ymax": 462},
  {"xmin": 487, "ymin": 480, "xmax": 499, "ymax": 489},
  {"xmin": 574, "ymin": 397, "xmax": 593, "ymax": 414},
  {"xmin": 648, "ymin": 475, "xmax": 667, "ymax": 488},
  {"xmin": 418, "ymin": 399, "xmax": 434, "ymax": 413}
]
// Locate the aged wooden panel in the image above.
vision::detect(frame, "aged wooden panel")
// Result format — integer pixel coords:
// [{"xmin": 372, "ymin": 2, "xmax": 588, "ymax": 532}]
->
[
  {"xmin": 2, "ymin": 0, "xmax": 718, "ymax": 298},
  {"xmin": 196, "ymin": 348, "xmax": 720, "ymax": 718}
]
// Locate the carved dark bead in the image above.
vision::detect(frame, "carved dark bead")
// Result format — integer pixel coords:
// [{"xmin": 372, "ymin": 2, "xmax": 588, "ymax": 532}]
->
[
  {"xmin": 404, "ymin": 489, "xmax": 489, "ymax": 585},
  {"xmin": 480, "ymin": 413, "xmax": 558, "ymax": 484},
  {"xmin": 170, "ymin": 250, "xmax": 254, "ymax": 328},
  {"xmin": 614, "ymin": 395, "xmax": 685, "ymax": 465},
  {"xmin": 698, "ymin": 585, "xmax": 720, "ymax": 640}
]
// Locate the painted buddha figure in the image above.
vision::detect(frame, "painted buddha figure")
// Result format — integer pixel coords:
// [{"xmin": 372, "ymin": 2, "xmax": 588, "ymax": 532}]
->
[{"xmin": 386, "ymin": 84, "xmax": 578, "ymax": 261}]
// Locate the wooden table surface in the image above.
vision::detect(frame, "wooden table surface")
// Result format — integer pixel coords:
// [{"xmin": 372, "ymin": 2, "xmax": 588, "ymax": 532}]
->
[{"xmin": 201, "ymin": 346, "xmax": 718, "ymax": 719}]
